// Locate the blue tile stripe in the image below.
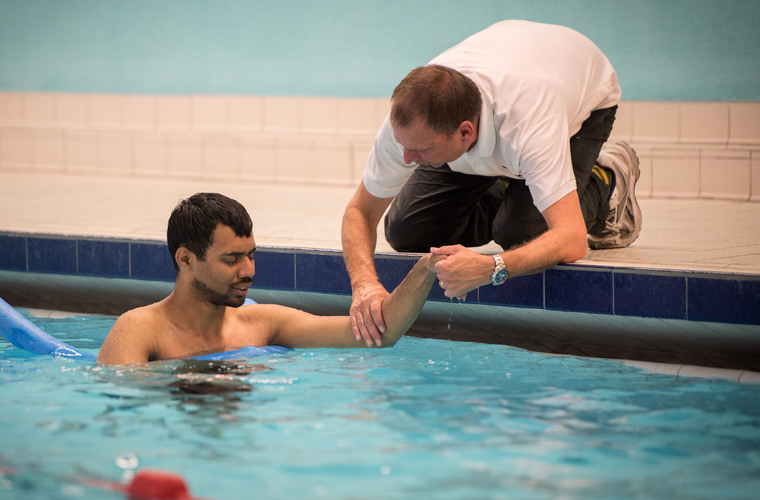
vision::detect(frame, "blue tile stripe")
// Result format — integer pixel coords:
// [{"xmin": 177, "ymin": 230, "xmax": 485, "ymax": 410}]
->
[
  {"xmin": 688, "ymin": 276, "xmax": 760, "ymax": 325},
  {"xmin": 614, "ymin": 272, "xmax": 687, "ymax": 320},
  {"xmin": 1, "ymin": 232, "xmax": 759, "ymax": 325},
  {"xmin": 545, "ymin": 267, "xmax": 614, "ymax": 314}
]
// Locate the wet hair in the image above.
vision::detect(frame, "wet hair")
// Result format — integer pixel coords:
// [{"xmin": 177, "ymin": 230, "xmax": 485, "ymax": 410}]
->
[
  {"xmin": 390, "ymin": 65, "xmax": 482, "ymax": 136},
  {"xmin": 167, "ymin": 192, "xmax": 253, "ymax": 271}
]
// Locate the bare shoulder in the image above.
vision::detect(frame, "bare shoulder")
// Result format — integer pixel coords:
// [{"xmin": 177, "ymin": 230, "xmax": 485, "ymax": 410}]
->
[
  {"xmin": 97, "ymin": 303, "xmax": 166, "ymax": 365},
  {"xmin": 113, "ymin": 303, "xmax": 166, "ymax": 332}
]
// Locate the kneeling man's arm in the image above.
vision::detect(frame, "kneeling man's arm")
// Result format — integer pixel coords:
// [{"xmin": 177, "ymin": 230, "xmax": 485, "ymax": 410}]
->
[{"xmin": 271, "ymin": 254, "xmax": 440, "ymax": 348}]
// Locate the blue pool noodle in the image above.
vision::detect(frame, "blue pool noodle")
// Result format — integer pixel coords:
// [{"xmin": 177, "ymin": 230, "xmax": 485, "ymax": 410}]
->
[
  {"xmin": 0, "ymin": 296, "xmax": 96, "ymax": 360},
  {"xmin": 0, "ymin": 296, "xmax": 290, "ymax": 361}
]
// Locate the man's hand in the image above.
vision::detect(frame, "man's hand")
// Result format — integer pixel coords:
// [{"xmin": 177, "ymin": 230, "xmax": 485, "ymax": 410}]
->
[
  {"xmin": 350, "ymin": 281, "xmax": 390, "ymax": 347},
  {"xmin": 430, "ymin": 245, "xmax": 493, "ymax": 299}
]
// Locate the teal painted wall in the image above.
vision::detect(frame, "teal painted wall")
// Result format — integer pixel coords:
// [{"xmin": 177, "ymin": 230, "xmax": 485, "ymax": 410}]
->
[{"xmin": 1, "ymin": 0, "xmax": 758, "ymax": 100}]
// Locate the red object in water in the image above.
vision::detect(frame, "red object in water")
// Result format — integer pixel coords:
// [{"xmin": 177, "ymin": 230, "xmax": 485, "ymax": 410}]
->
[
  {"xmin": 126, "ymin": 469, "xmax": 191, "ymax": 500},
  {"xmin": 6, "ymin": 464, "xmax": 209, "ymax": 500}
]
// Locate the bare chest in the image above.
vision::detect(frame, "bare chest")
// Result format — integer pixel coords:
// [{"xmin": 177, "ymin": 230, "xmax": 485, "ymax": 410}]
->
[{"xmin": 151, "ymin": 316, "xmax": 271, "ymax": 361}]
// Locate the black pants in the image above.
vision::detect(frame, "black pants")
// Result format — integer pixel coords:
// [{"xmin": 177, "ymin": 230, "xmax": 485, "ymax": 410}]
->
[{"xmin": 384, "ymin": 106, "xmax": 617, "ymax": 252}]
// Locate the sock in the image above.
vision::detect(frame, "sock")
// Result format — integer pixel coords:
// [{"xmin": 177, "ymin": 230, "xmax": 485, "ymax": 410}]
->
[
  {"xmin": 586, "ymin": 165, "xmax": 614, "ymax": 234},
  {"xmin": 591, "ymin": 164, "xmax": 612, "ymax": 186}
]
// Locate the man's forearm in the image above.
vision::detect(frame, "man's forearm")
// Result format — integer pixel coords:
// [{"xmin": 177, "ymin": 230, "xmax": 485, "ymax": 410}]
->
[
  {"xmin": 341, "ymin": 207, "xmax": 381, "ymax": 289},
  {"xmin": 504, "ymin": 191, "xmax": 588, "ymax": 278},
  {"xmin": 502, "ymin": 224, "xmax": 587, "ymax": 279},
  {"xmin": 432, "ymin": 212, "xmax": 587, "ymax": 299},
  {"xmin": 379, "ymin": 255, "xmax": 437, "ymax": 345}
]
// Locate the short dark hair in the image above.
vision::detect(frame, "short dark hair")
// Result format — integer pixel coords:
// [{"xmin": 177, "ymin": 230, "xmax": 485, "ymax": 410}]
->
[
  {"xmin": 390, "ymin": 65, "xmax": 482, "ymax": 136},
  {"xmin": 167, "ymin": 193, "xmax": 253, "ymax": 271}
]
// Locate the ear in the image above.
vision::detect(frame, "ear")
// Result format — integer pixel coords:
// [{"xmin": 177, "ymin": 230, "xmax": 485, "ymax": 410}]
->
[
  {"xmin": 458, "ymin": 120, "xmax": 477, "ymax": 145},
  {"xmin": 175, "ymin": 247, "xmax": 195, "ymax": 271}
]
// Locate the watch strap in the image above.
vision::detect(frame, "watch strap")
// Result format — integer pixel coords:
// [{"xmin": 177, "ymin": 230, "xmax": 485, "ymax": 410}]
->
[{"xmin": 490, "ymin": 254, "xmax": 508, "ymax": 286}]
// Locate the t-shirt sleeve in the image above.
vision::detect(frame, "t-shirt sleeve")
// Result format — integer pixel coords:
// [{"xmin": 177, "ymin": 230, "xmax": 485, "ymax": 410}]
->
[{"xmin": 362, "ymin": 114, "xmax": 415, "ymax": 199}]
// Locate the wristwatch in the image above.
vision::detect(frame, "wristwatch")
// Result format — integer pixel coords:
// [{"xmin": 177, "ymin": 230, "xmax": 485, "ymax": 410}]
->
[{"xmin": 490, "ymin": 254, "xmax": 509, "ymax": 286}]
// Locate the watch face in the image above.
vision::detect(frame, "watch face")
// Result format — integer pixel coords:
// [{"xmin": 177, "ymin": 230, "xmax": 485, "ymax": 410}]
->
[{"xmin": 492, "ymin": 269, "xmax": 508, "ymax": 285}]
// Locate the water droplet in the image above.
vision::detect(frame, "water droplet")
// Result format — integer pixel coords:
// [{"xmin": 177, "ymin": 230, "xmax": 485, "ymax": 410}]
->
[{"xmin": 447, "ymin": 298, "xmax": 454, "ymax": 330}]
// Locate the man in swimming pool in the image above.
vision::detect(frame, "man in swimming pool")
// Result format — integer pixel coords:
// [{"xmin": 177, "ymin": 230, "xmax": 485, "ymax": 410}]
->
[{"xmin": 97, "ymin": 192, "xmax": 441, "ymax": 365}]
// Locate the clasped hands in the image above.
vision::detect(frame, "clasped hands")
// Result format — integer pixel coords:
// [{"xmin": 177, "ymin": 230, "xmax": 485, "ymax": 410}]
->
[
  {"xmin": 350, "ymin": 246, "xmax": 494, "ymax": 347},
  {"xmin": 429, "ymin": 244, "xmax": 494, "ymax": 300}
]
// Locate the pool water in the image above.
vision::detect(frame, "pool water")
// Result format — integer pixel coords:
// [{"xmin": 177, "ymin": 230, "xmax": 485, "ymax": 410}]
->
[{"xmin": 1, "ymin": 312, "xmax": 759, "ymax": 500}]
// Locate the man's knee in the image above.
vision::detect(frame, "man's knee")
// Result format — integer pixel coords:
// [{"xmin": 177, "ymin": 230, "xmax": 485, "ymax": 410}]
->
[{"xmin": 384, "ymin": 214, "xmax": 431, "ymax": 252}]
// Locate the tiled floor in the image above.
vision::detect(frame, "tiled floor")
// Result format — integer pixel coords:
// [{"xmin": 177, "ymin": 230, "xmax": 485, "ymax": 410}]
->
[
  {"xmin": 2, "ymin": 171, "xmax": 759, "ymax": 276},
  {"xmin": 1, "ymin": 171, "xmax": 759, "ymax": 378}
]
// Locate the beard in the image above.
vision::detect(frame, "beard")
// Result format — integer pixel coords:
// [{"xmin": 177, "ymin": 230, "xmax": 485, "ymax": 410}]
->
[{"xmin": 191, "ymin": 277, "xmax": 250, "ymax": 307}]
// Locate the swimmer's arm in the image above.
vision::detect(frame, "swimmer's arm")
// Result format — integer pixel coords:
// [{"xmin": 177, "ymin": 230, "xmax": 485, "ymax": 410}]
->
[
  {"xmin": 269, "ymin": 254, "xmax": 440, "ymax": 348},
  {"xmin": 97, "ymin": 310, "xmax": 152, "ymax": 365}
]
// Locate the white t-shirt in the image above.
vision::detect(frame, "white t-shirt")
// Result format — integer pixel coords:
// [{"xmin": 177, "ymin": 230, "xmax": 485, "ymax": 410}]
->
[{"xmin": 363, "ymin": 20, "xmax": 621, "ymax": 213}]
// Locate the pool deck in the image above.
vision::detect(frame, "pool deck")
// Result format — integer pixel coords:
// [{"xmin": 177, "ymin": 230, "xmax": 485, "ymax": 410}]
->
[
  {"xmin": 2, "ymin": 170, "xmax": 759, "ymax": 275},
  {"xmin": 1, "ymin": 171, "xmax": 759, "ymax": 375}
]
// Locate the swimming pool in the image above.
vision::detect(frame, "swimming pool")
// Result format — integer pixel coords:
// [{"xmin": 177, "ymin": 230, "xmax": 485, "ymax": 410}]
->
[{"xmin": 1, "ymin": 310, "xmax": 759, "ymax": 500}]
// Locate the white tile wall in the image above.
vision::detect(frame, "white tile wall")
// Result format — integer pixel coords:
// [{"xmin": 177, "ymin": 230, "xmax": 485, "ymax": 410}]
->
[
  {"xmin": 1, "ymin": 91, "xmax": 759, "ymax": 202},
  {"xmin": 632, "ymin": 102, "xmax": 680, "ymax": 144},
  {"xmin": 133, "ymin": 132, "xmax": 167, "ymax": 177},
  {"xmin": 634, "ymin": 146, "xmax": 653, "ymax": 198},
  {"xmin": 302, "ymin": 97, "xmax": 339, "ymax": 135},
  {"xmin": 752, "ymin": 151, "xmax": 760, "ymax": 202},
  {"xmin": 65, "ymin": 130, "xmax": 99, "ymax": 174},
  {"xmin": 193, "ymin": 95, "xmax": 228, "ymax": 132},
  {"xmin": 310, "ymin": 140, "xmax": 353, "ymax": 185},
  {"xmin": 157, "ymin": 96, "xmax": 193, "ymax": 132},
  {"xmin": 702, "ymin": 149, "xmax": 752, "ymax": 200},
  {"xmin": 375, "ymin": 99, "xmax": 391, "ymax": 128},
  {"xmin": 89, "ymin": 94, "xmax": 123, "ymax": 130},
  {"xmin": 730, "ymin": 102, "xmax": 760, "ymax": 145},
  {"xmin": 0, "ymin": 92, "xmax": 24, "ymax": 126},
  {"xmin": 680, "ymin": 102, "xmax": 730, "ymax": 145},
  {"xmin": 0, "ymin": 128, "xmax": 32, "ymax": 168},
  {"xmin": 122, "ymin": 95, "xmax": 157, "ymax": 131},
  {"xmin": 23, "ymin": 93, "xmax": 57, "ymax": 127},
  {"xmin": 167, "ymin": 133, "xmax": 202, "ymax": 177},
  {"xmin": 228, "ymin": 96, "xmax": 264, "ymax": 132},
  {"xmin": 651, "ymin": 149, "xmax": 701, "ymax": 198},
  {"xmin": 98, "ymin": 131, "xmax": 132, "ymax": 176},
  {"xmin": 32, "ymin": 129, "xmax": 65, "ymax": 172},
  {"xmin": 351, "ymin": 139, "xmax": 375, "ymax": 183},
  {"xmin": 263, "ymin": 96, "xmax": 301, "ymax": 134},
  {"xmin": 275, "ymin": 142, "xmax": 310, "ymax": 183},
  {"xmin": 56, "ymin": 94, "xmax": 88, "ymax": 129},
  {"xmin": 337, "ymin": 98, "xmax": 381, "ymax": 135},
  {"xmin": 203, "ymin": 136, "xmax": 240, "ymax": 180},
  {"xmin": 239, "ymin": 138, "xmax": 276, "ymax": 181},
  {"xmin": 609, "ymin": 101, "xmax": 632, "ymax": 142}
]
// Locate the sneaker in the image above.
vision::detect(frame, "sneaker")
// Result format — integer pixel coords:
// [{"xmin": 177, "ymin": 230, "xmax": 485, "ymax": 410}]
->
[{"xmin": 587, "ymin": 141, "xmax": 642, "ymax": 249}]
